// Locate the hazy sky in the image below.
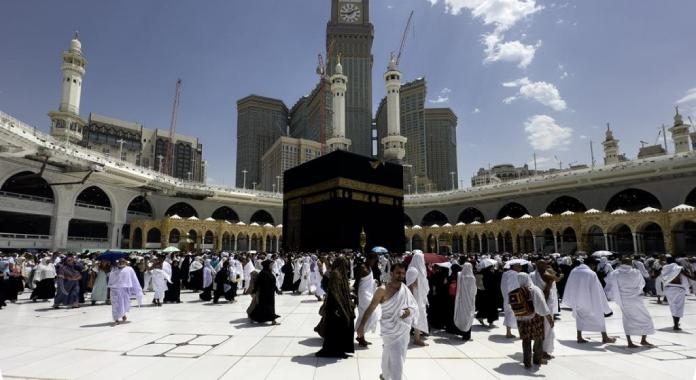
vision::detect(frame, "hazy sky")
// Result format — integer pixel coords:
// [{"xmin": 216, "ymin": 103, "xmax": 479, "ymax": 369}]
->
[{"xmin": 1, "ymin": 0, "xmax": 695, "ymax": 189}]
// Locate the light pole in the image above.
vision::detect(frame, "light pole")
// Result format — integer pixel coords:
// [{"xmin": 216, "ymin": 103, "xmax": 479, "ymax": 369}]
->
[
  {"xmin": 450, "ymin": 171, "xmax": 456, "ymax": 191},
  {"xmin": 242, "ymin": 169, "xmax": 247, "ymax": 189},
  {"xmin": 407, "ymin": 184, "xmax": 411, "ymax": 194},
  {"xmin": 252, "ymin": 181, "xmax": 256, "ymax": 190},
  {"xmin": 187, "ymin": 171, "xmax": 192, "ymax": 181},
  {"xmin": 413, "ymin": 176, "xmax": 418, "ymax": 194},
  {"xmin": 276, "ymin": 175, "xmax": 281, "ymax": 193},
  {"xmin": 272, "ymin": 183, "xmax": 276, "ymax": 193},
  {"xmin": 117, "ymin": 139, "xmax": 125, "ymax": 161}
]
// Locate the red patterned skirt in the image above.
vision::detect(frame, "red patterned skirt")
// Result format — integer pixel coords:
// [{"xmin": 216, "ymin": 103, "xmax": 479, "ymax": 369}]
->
[{"xmin": 517, "ymin": 315, "xmax": 544, "ymax": 340}]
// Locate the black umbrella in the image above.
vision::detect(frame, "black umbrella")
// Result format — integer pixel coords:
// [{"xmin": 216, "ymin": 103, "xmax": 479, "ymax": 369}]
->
[{"xmin": 96, "ymin": 250, "xmax": 129, "ymax": 262}]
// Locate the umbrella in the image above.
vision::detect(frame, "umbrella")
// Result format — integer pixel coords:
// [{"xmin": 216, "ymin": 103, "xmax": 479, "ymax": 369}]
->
[
  {"xmin": 549, "ymin": 253, "xmax": 561, "ymax": 258},
  {"xmin": 162, "ymin": 246, "xmax": 180, "ymax": 253},
  {"xmin": 477, "ymin": 258, "xmax": 497, "ymax": 270},
  {"xmin": 96, "ymin": 250, "xmax": 128, "ymax": 262},
  {"xmin": 371, "ymin": 246, "xmax": 388, "ymax": 254},
  {"xmin": 503, "ymin": 258, "xmax": 530, "ymax": 269},
  {"xmin": 592, "ymin": 250, "xmax": 613, "ymax": 257}
]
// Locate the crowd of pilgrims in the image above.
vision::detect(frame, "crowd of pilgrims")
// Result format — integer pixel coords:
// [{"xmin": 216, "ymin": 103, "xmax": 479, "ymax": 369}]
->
[{"xmin": 0, "ymin": 248, "xmax": 695, "ymax": 369}]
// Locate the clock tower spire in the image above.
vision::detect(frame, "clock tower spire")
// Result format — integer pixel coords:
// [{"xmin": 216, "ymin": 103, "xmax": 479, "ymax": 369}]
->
[{"xmin": 327, "ymin": 0, "xmax": 374, "ymax": 157}]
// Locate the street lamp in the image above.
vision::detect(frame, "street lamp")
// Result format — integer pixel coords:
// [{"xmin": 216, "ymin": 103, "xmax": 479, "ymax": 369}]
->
[
  {"xmin": 117, "ymin": 139, "xmax": 125, "ymax": 161},
  {"xmin": 407, "ymin": 184, "xmax": 411, "ymax": 194},
  {"xmin": 157, "ymin": 155, "xmax": 164, "ymax": 173},
  {"xmin": 242, "ymin": 169, "xmax": 247, "ymax": 189},
  {"xmin": 276, "ymin": 175, "xmax": 281, "ymax": 193},
  {"xmin": 252, "ymin": 181, "xmax": 256, "ymax": 190},
  {"xmin": 413, "ymin": 176, "xmax": 418, "ymax": 194},
  {"xmin": 187, "ymin": 171, "xmax": 192, "ymax": 181},
  {"xmin": 450, "ymin": 171, "xmax": 456, "ymax": 191},
  {"xmin": 272, "ymin": 183, "xmax": 276, "ymax": 193}
]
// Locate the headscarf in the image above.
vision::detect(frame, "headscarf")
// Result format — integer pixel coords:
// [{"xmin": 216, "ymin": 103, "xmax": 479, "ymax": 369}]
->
[
  {"xmin": 326, "ymin": 257, "xmax": 355, "ymax": 320},
  {"xmin": 518, "ymin": 272, "xmax": 532, "ymax": 288},
  {"xmin": 406, "ymin": 251, "xmax": 429, "ymax": 306}
]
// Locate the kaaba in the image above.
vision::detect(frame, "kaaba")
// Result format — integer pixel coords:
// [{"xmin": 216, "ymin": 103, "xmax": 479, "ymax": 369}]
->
[{"xmin": 282, "ymin": 149, "xmax": 404, "ymax": 253}]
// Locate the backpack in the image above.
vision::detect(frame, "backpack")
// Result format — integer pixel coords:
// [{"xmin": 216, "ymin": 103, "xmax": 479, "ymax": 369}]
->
[{"xmin": 508, "ymin": 287, "xmax": 534, "ymax": 317}]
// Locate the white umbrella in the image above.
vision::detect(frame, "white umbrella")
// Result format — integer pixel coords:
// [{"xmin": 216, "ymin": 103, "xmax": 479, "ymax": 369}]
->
[
  {"xmin": 477, "ymin": 258, "xmax": 497, "ymax": 270},
  {"xmin": 504, "ymin": 258, "xmax": 530, "ymax": 269},
  {"xmin": 162, "ymin": 246, "xmax": 180, "ymax": 253},
  {"xmin": 549, "ymin": 253, "xmax": 561, "ymax": 258},
  {"xmin": 591, "ymin": 250, "xmax": 613, "ymax": 257}
]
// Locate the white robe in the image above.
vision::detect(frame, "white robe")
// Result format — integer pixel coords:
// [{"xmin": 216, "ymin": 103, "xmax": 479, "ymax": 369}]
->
[
  {"xmin": 273, "ymin": 258, "xmax": 285, "ymax": 290},
  {"xmin": 355, "ymin": 272, "xmax": 380, "ymax": 334},
  {"xmin": 243, "ymin": 261, "xmax": 255, "ymax": 291},
  {"xmin": 604, "ymin": 265, "xmax": 654, "ymax": 336},
  {"xmin": 149, "ymin": 268, "xmax": 171, "ymax": 301},
  {"xmin": 380, "ymin": 283, "xmax": 418, "ymax": 380},
  {"xmin": 405, "ymin": 252, "xmax": 429, "ymax": 334},
  {"xmin": 501, "ymin": 269, "xmax": 519, "ymax": 329},
  {"xmin": 453, "ymin": 264, "xmax": 476, "ymax": 333},
  {"xmin": 108, "ymin": 266, "xmax": 143, "ymax": 321},
  {"xmin": 529, "ymin": 270, "xmax": 556, "ymax": 352},
  {"xmin": 563, "ymin": 264, "xmax": 612, "ymax": 332},
  {"xmin": 312, "ymin": 262, "xmax": 326, "ymax": 297},
  {"xmin": 663, "ymin": 274, "xmax": 689, "ymax": 318},
  {"xmin": 298, "ymin": 260, "xmax": 310, "ymax": 293}
]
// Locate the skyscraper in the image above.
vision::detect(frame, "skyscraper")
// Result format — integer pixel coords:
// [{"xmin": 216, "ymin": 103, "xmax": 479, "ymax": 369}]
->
[
  {"xmin": 236, "ymin": 95, "xmax": 288, "ymax": 189},
  {"xmin": 425, "ymin": 108, "xmax": 458, "ymax": 191},
  {"xmin": 327, "ymin": 0, "xmax": 374, "ymax": 157}
]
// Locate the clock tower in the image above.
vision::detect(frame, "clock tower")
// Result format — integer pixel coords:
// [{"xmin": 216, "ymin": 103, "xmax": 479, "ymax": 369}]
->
[{"xmin": 327, "ymin": 0, "xmax": 374, "ymax": 157}]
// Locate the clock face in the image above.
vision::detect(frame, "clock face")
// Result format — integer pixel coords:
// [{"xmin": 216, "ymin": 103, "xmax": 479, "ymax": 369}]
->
[{"xmin": 339, "ymin": 3, "xmax": 361, "ymax": 23}]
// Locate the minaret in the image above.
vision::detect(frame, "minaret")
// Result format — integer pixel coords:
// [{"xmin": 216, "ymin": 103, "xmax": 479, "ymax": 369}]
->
[
  {"xmin": 381, "ymin": 55, "xmax": 407, "ymax": 163},
  {"xmin": 669, "ymin": 106, "xmax": 691, "ymax": 153},
  {"xmin": 602, "ymin": 123, "xmax": 621, "ymax": 164},
  {"xmin": 326, "ymin": 56, "xmax": 352, "ymax": 151},
  {"xmin": 48, "ymin": 32, "xmax": 87, "ymax": 144}
]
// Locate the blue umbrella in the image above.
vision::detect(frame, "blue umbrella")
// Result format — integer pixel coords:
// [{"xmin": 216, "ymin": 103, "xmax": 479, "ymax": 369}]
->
[
  {"xmin": 96, "ymin": 250, "xmax": 129, "ymax": 262},
  {"xmin": 371, "ymin": 246, "xmax": 388, "ymax": 254}
]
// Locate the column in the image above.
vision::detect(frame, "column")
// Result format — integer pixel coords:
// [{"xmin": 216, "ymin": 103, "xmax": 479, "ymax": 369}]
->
[
  {"xmin": 664, "ymin": 229, "xmax": 674, "ymax": 254},
  {"xmin": 553, "ymin": 234, "xmax": 558, "ymax": 252},
  {"xmin": 603, "ymin": 233, "xmax": 609, "ymax": 250},
  {"xmin": 261, "ymin": 236, "xmax": 267, "ymax": 252},
  {"xmin": 532, "ymin": 235, "xmax": 537, "ymax": 253},
  {"xmin": 512, "ymin": 235, "xmax": 519, "ymax": 254},
  {"xmin": 502, "ymin": 237, "xmax": 507, "ymax": 252},
  {"xmin": 478, "ymin": 235, "xmax": 483, "ymax": 253},
  {"xmin": 50, "ymin": 215, "xmax": 71, "ymax": 251},
  {"xmin": 632, "ymin": 232, "xmax": 638, "ymax": 253},
  {"xmin": 233, "ymin": 235, "xmax": 238, "ymax": 251},
  {"xmin": 108, "ymin": 222, "xmax": 123, "ymax": 249},
  {"xmin": 495, "ymin": 237, "xmax": 500, "ymax": 252}
]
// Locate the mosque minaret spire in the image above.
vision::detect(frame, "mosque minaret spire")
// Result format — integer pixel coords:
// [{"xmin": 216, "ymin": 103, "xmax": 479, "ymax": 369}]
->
[
  {"xmin": 381, "ymin": 55, "xmax": 407, "ymax": 163},
  {"xmin": 327, "ymin": 55, "xmax": 352, "ymax": 152},
  {"xmin": 48, "ymin": 32, "xmax": 87, "ymax": 143}
]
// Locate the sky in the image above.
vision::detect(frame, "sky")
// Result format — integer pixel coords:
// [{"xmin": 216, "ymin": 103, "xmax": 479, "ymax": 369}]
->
[{"xmin": 1, "ymin": 0, "xmax": 696, "ymax": 189}]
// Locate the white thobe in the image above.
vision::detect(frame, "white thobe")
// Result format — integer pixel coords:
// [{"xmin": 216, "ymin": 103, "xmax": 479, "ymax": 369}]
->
[
  {"xmin": 563, "ymin": 264, "xmax": 612, "ymax": 332},
  {"xmin": 501, "ymin": 270, "xmax": 519, "ymax": 329},
  {"xmin": 453, "ymin": 266, "xmax": 476, "ymax": 333},
  {"xmin": 298, "ymin": 261, "xmax": 310, "ymax": 293},
  {"xmin": 530, "ymin": 270, "xmax": 557, "ymax": 352},
  {"xmin": 355, "ymin": 272, "xmax": 380, "ymax": 334},
  {"xmin": 149, "ymin": 269, "xmax": 171, "ymax": 301},
  {"xmin": 380, "ymin": 283, "xmax": 418, "ymax": 380},
  {"xmin": 108, "ymin": 266, "xmax": 143, "ymax": 321},
  {"xmin": 405, "ymin": 268, "xmax": 428, "ymax": 333},
  {"xmin": 663, "ymin": 274, "xmax": 689, "ymax": 318},
  {"xmin": 604, "ymin": 265, "xmax": 654, "ymax": 336},
  {"xmin": 243, "ymin": 261, "xmax": 255, "ymax": 291}
]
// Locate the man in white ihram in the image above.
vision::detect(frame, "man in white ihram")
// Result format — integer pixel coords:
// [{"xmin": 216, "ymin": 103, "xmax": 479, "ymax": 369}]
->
[
  {"xmin": 563, "ymin": 259, "xmax": 616, "ymax": 344},
  {"xmin": 405, "ymin": 250, "xmax": 429, "ymax": 346},
  {"xmin": 604, "ymin": 257, "xmax": 655, "ymax": 347},
  {"xmin": 357, "ymin": 262, "xmax": 418, "ymax": 380}
]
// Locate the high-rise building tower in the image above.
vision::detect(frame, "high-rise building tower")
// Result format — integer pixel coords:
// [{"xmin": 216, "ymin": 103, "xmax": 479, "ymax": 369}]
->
[
  {"xmin": 327, "ymin": 0, "xmax": 374, "ymax": 157},
  {"xmin": 236, "ymin": 95, "xmax": 288, "ymax": 189},
  {"xmin": 49, "ymin": 33, "xmax": 87, "ymax": 143},
  {"xmin": 381, "ymin": 56, "xmax": 407, "ymax": 163},
  {"xmin": 326, "ymin": 57, "xmax": 352, "ymax": 151},
  {"xmin": 424, "ymin": 108, "xmax": 457, "ymax": 191},
  {"xmin": 603, "ymin": 123, "xmax": 621, "ymax": 164},
  {"xmin": 669, "ymin": 106, "xmax": 692, "ymax": 154}
]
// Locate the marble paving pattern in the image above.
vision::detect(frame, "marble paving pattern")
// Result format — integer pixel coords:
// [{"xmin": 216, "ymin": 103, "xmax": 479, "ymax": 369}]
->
[{"xmin": 0, "ymin": 289, "xmax": 695, "ymax": 379}]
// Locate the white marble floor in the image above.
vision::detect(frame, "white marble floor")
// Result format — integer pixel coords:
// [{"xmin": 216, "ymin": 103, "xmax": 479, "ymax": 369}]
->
[{"xmin": 0, "ymin": 289, "xmax": 695, "ymax": 380}]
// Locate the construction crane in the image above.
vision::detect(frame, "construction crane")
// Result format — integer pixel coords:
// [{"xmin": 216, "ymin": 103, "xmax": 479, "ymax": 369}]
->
[
  {"xmin": 316, "ymin": 39, "xmax": 335, "ymax": 154},
  {"xmin": 162, "ymin": 79, "xmax": 182, "ymax": 176},
  {"xmin": 394, "ymin": 10, "xmax": 414, "ymax": 67}
]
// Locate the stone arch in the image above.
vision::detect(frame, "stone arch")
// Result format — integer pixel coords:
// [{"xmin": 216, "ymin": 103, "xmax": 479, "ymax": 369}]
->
[
  {"xmin": 188, "ymin": 229, "xmax": 198, "ymax": 245},
  {"xmin": 68, "ymin": 219, "xmax": 108, "ymax": 240},
  {"xmin": 421, "ymin": 210, "xmax": 449, "ymax": 226},
  {"xmin": 605, "ymin": 188, "xmax": 662, "ymax": 212},
  {"xmin": 132, "ymin": 227, "xmax": 143, "ymax": 249},
  {"xmin": 636, "ymin": 222, "xmax": 666, "ymax": 255},
  {"xmin": 222, "ymin": 231, "xmax": 233, "ymax": 251},
  {"xmin": 75, "ymin": 185, "xmax": 112, "ymax": 209},
  {"xmin": 519, "ymin": 230, "xmax": 534, "ymax": 253},
  {"xmin": 237, "ymin": 233, "xmax": 249, "ymax": 251},
  {"xmin": 412, "ymin": 234, "xmax": 424, "ymax": 251},
  {"xmin": 204, "ymin": 230, "xmax": 215, "ymax": 244},
  {"xmin": 0, "ymin": 170, "xmax": 55, "ymax": 200},
  {"xmin": 685, "ymin": 187, "xmax": 696, "ymax": 207},
  {"xmin": 250, "ymin": 210, "xmax": 274, "ymax": 225},
  {"xmin": 504, "ymin": 231, "xmax": 513, "ymax": 253},
  {"xmin": 404, "ymin": 214, "xmax": 414, "ymax": 227},
  {"xmin": 546, "ymin": 196, "xmax": 587, "ymax": 214},
  {"xmin": 169, "ymin": 229, "xmax": 181, "ymax": 244},
  {"xmin": 212, "ymin": 206, "xmax": 239, "ymax": 222},
  {"xmin": 609, "ymin": 223, "xmax": 633, "ymax": 254},
  {"xmin": 561, "ymin": 227, "xmax": 578, "ymax": 255},
  {"xmin": 165, "ymin": 202, "xmax": 198, "ymax": 218},
  {"xmin": 458, "ymin": 207, "xmax": 485, "ymax": 224},
  {"xmin": 672, "ymin": 220, "xmax": 696, "ymax": 255},
  {"xmin": 147, "ymin": 228, "xmax": 161, "ymax": 244},
  {"xmin": 127, "ymin": 195, "xmax": 153, "ymax": 216},
  {"xmin": 452, "ymin": 233, "xmax": 464, "ymax": 253},
  {"xmin": 584, "ymin": 225, "xmax": 605, "ymax": 253},
  {"xmin": 497, "ymin": 202, "xmax": 529, "ymax": 219}
]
